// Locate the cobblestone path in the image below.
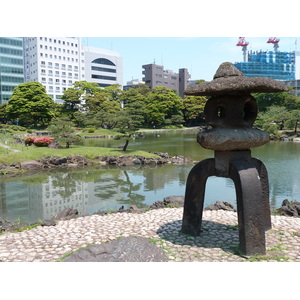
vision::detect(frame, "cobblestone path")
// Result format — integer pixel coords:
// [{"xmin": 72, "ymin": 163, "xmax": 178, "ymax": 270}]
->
[{"xmin": 0, "ymin": 208, "xmax": 299, "ymax": 262}]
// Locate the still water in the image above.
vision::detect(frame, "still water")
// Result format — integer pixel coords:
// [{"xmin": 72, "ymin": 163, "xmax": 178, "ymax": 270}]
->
[{"xmin": 0, "ymin": 130, "xmax": 299, "ymax": 223}]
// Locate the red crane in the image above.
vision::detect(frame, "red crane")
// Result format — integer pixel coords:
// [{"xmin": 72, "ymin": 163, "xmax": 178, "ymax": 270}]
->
[
  {"xmin": 267, "ymin": 37, "xmax": 280, "ymax": 51},
  {"xmin": 236, "ymin": 37, "xmax": 249, "ymax": 47},
  {"xmin": 236, "ymin": 37, "xmax": 249, "ymax": 62}
]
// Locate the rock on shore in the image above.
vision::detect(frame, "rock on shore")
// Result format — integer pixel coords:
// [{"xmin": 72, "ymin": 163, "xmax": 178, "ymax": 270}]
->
[{"xmin": 0, "ymin": 152, "xmax": 193, "ymax": 173}]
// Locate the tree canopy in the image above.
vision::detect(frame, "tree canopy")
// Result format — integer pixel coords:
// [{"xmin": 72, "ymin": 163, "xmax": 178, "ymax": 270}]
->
[
  {"xmin": 6, "ymin": 81, "xmax": 55, "ymax": 127},
  {"xmin": 3, "ymin": 80, "xmax": 299, "ymax": 138}
]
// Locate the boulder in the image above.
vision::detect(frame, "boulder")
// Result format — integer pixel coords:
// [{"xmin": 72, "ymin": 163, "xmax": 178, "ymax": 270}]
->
[
  {"xmin": 163, "ymin": 196, "xmax": 185, "ymax": 207},
  {"xmin": 55, "ymin": 208, "xmax": 78, "ymax": 220},
  {"xmin": 204, "ymin": 201, "xmax": 234, "ymax": 211},
  {"xmin": 47, "ymin": 141, "xmax": 63, "ymax": 149},
  {"xmin": 20, "ymin": 161, "xmax": 44, "ymax": 170},
  {"xmin": 276, "ymin": 199, "xmax": 300, "ymax": 217},
  {"xmin": 149, "ymin": 201, "xmax": 165, "ymax": 210},
  {"xmin": 63, "ymin": 236, "xmax": 167, "ymax": 262},
  {"xmin": 41, "ymin": 219, "xmax": 57, "ymax": 227}
]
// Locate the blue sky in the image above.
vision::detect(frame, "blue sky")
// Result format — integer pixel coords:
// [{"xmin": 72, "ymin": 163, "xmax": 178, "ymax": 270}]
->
[
  {"xmin": 3, "ymin": 1, "xmax": 300, "ymax": 85},
  {"xmin": 83, "ymin": 37, "xmax": 300, "ymax": 84}
]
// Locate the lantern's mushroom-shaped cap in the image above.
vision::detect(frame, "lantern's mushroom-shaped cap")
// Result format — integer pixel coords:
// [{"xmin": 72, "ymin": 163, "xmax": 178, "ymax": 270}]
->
[{"xmin": 185, "ymin": 62, "xmax": 289, "ymax": 96}]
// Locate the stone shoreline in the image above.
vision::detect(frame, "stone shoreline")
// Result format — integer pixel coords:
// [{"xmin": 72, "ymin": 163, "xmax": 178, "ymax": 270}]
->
[{"xmin": 0, "ymin": 152, "xmax": 194, "ymax": 175}]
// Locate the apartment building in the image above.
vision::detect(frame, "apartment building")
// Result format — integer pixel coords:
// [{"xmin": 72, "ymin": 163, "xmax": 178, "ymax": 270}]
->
[
  {"xmin": 0, "ymin": 37, "xmax": 24, "ymax": 104},
  {"xmin": 142, "ymin": 63, "xmax": 190, "ymax": 98}
]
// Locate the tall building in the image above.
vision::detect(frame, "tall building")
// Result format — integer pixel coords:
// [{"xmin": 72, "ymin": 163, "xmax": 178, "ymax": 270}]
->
[
  {"xmin": 83, "ymin": 45, "xmax": 122, "ymax": 88},
  {"xmin": 24, "ymin": 37, "xmax": 84, "ymax": 103},
  {"xmin": 142, "ymin": 63, "xmax": 190, "ymax": 98},
  {"xmin": 234, "ymin": 50, "xmax": 295, "ymax": 81},
  {"xmin": 24, "ymin": 37, "xmax": 123, "ymax": 103},
  {"xmin": 0, "ymin": 37, "xmax": 24, "ymax": 104}
]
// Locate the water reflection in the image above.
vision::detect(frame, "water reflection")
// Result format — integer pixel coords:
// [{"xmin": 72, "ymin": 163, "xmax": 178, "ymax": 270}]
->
[{"xmin": 1, "ymin": 133, "xmax": 299, "ymax": 223}]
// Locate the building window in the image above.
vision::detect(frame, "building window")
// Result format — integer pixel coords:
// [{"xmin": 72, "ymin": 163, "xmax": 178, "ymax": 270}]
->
[
  {"xmin": 91, "ymin": 74, "xmax": 116, "ymax": 81},
  {"xmin": 92, "ymin": 58, "xmax": 116, "ymax": 66},
  {"xmin": 91, "ymin": 66, "xmax": 116, "ymax": 73}
]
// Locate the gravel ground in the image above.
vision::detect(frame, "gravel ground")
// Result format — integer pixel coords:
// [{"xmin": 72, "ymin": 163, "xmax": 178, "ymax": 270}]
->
[{"xmin": 0, "ymin": 207, "xmax": 300, "ymax": 262}]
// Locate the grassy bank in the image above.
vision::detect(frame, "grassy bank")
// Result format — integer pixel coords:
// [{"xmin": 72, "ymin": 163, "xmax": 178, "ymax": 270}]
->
[
  {"xmin": 0, "ymin": 144, "xmax": 158, "ymax": 165},
  {"xmin": 0, "ymin": 127, "xmax": 158, "ymax": 165}
]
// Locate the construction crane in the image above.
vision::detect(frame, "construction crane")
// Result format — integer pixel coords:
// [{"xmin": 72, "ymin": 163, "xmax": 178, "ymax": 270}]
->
[
  {"xmin": 267, "ymin": 37, "xmax": 280, "ymax": 51},
  {"xmin": 236, "ymin": 37, "xmax": 249, "ymax": 62}
]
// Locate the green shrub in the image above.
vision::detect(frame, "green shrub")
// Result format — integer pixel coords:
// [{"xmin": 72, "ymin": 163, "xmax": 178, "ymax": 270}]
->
[{"xmin": 24, "ymin": 136, "xmax": 37, "ymax": 146}]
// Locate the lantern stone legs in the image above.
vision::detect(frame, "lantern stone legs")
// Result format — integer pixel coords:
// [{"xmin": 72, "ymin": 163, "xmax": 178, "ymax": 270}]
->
[{"xmin": 181, "ymin": 150, "xmax": 271, "ymax": 256}]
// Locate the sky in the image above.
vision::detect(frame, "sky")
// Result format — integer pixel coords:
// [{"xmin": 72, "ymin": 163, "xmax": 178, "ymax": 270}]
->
[
  {"xmin": 82, "ymin": 37, "xmax": 300, "ymax": 84},
  {"xmin": 3, "ymin": 1, "xmax": 300, "ymax": 86}
]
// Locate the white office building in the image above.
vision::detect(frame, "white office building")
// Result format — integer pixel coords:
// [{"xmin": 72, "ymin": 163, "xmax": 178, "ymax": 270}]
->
[
  {"xmin": 24, "ymin": 37, "xmax": 123, "ymax": 103},
  {"xmin": 83, "ymin": 45, "xmax": 122, "ymax": 88}
]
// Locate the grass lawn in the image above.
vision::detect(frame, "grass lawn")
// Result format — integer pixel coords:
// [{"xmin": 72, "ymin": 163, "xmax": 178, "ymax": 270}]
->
[
  {"xmin": 77, "ymin": 128, "xmax": 123, "ymax": 137},
  {"xmin": 0, "ymin": 126, "xmax": 188, "ymax": 165},
  {"xmin": 0, "ymin": 144, "xmax": 158, "ymax": 165}
]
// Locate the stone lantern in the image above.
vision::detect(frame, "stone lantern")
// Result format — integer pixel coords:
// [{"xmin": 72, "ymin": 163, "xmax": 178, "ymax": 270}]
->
[{"xmin": 181, "ymin": 62, "xmax": 288, "ymax": 255}]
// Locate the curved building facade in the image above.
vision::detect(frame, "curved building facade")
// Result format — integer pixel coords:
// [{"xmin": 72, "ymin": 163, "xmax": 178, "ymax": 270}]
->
[{"xmin": 83, "ymin": 45, "xmax": 122, "ymax": 88}]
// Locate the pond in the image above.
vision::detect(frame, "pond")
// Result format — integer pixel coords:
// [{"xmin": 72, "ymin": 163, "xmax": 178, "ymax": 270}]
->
[{"xmin": 0, "ymin": 129, "xmax": 299, "ymax": 223}]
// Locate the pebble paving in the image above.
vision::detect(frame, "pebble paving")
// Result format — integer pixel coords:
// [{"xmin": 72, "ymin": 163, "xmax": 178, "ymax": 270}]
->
[{"xmin": 0, "ymin": 208, "xmax": 300, "ymax": 262}]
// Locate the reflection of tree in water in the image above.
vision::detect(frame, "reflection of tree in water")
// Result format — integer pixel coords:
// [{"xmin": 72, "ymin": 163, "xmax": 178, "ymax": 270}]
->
[
  {"xmin": 51, "ymin": 173, "xmax": 79, "ymax": 198},
  {"xmin": 93, "ymin": 169, "xmax": 145, "ymax": 208},
  {"xmin": 118, "ymin": 170, "xmax": 145, "ymax": 208},
  {"xmin": 142, "ymin": 165, "xmax": 190, "ymax": 192}
]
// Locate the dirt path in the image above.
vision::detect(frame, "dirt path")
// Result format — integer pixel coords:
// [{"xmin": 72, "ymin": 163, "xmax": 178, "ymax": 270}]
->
[{"xmin": 0, "ymin": 142, "xmax": 20, "ymax": 152}]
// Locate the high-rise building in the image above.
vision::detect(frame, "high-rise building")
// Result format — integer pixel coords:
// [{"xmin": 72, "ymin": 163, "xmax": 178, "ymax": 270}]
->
[
  {"xmin": 24, "ymin": 37, "xmax": 84, "ymax": 103},
  {"xmin": 234, "ymin": 50, "xmax": 296, "ymax": 81},
  {"xmin": 24, "ymin": 37, "xmax": 123, "ymax": 103},
  {"xmin": 0, "ymin": 37, "xmax": 24, "ymax": 104},
  {"xmin": 142, "ymin": 63, "xmax": 190, "ymax": 98}
]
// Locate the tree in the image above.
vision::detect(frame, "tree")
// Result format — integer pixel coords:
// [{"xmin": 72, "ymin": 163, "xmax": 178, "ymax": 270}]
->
[
  {"xmin": 256, "ymin": 106, "xmax": 289, "ymax": 135},
  {"xmin": 145, "ymin": 87, "xmax": 184, "ymax": 126},
  {"xmin": 183, "ymin": 95, "xmax": 207, "ymax": 126},
  {"xmin": 0, "ymin": 103, "xmax": 8, "ymax": 124},
  {"xmin": 253, "ymin": 91, "xmax": 300, "ymax": 113},
  {"xmin": 114, "ymin": 88, "xmax": 146, "ymax": 151},
  {"xmin": 285, "ymin": 110, "xmax": 300, "ymax": 134},
  {"xmin": 60, "ymin": 87, "xmax": 83, "ymax": 120},
  {"xmin": 47, "ymin": 118, "xmax": 82, "ymax": 148},
  {"xmin": 6, "ymin": 82, "xmax": 55, "ymax": 127}
]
